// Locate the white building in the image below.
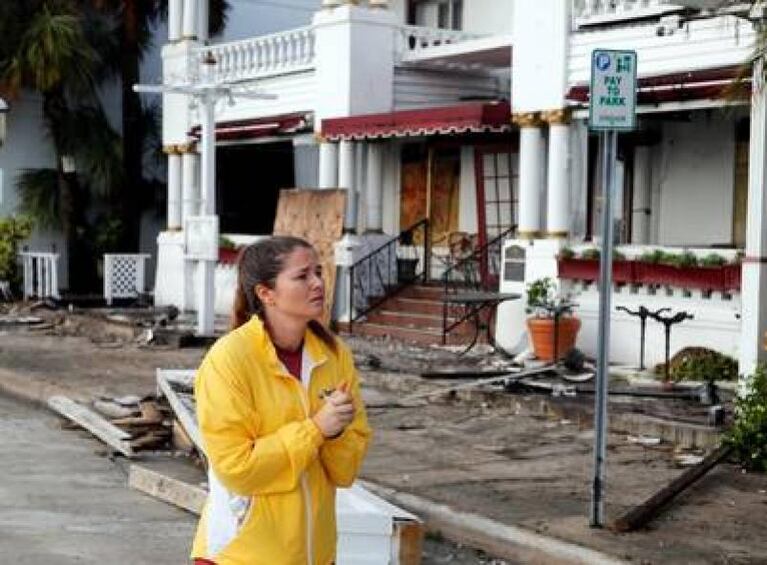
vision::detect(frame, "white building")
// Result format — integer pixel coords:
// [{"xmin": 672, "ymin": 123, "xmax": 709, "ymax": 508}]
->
[{"xmin": 156, "ymin": 0, "xmax": 767, "ymax": 375}]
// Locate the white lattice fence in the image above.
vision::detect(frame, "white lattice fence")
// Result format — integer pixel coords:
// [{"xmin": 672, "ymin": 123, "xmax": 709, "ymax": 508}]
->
[
  {"xmin": 104, "ymin": 254, "xmax": 150, "ymax": 305},
  {"xmin": 20, "ymin": 252, "xmax": 60, "ymax": 300}
]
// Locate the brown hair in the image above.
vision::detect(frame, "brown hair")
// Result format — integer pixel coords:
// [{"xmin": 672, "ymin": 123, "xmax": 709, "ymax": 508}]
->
[{"xmin": 231, "ymin": 236, "xmax": 337, "ymax": 351}]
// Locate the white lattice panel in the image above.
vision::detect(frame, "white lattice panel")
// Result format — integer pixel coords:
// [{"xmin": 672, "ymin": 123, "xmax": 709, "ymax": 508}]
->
[{"xmin": 104, "ymin": 254, "xmax": 150, "ymax": 305}]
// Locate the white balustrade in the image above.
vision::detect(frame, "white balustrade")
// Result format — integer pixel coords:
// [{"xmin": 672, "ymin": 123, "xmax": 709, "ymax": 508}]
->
[
  {"xmin": 197, "ymin": 27, "xmax": 316, "ymax": 82},
  {"xmin": 19, "ymin": 252, "xmax": 60, "ymax": 301},
  {"xmin": 104, "ymin": 254, "xmax": 150, "ymax": 305},
  {"xmin": 573, "ymin": 0, "xmax": 683, "ymax": 26},
  {"xmin": 397, "ymin": 25, "xmax": 486, "ymax": 60}
]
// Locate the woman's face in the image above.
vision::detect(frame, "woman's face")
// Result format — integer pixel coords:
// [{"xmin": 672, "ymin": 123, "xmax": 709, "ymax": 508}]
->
[{"xmin": 261, "ymin": 246, "xmax": 325, "ymax": 322}]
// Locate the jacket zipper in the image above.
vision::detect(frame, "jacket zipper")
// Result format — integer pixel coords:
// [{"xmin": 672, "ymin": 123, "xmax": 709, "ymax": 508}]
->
[{"xmin": 294, "ymin": 375, "xmax": 314, "ymax": 565}]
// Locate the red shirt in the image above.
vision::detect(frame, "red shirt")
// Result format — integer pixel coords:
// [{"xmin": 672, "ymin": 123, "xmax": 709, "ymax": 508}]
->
[{"xmin": 275, "ymin": 344, "xmax": 303, "ymax": 380}]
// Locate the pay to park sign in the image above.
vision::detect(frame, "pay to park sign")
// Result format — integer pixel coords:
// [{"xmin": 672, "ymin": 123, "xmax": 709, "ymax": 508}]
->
[{"xmin": 589, "ymin": 49, "xmax": 637, "ymax": 131}]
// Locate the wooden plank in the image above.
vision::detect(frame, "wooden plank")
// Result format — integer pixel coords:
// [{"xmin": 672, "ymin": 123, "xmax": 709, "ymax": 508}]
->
[
  {"xmin": 610, "ymin": 444, "xmax": 732, "ymax": 533},
  {"xmin": 395, "ymin": 520, "xmax": 425, "ymax": 565},
  {"xmin": 156, "ymin": 370, "xmax": 204, "ymax": 455},
  {"xmin": 48, "ymin": 395, "xmax": 135, "ymax": 458},
  {"xmin": 128, "ymin": 463, "xmax": 207, "ymax": 515},
  {"xmin": 273, "ymin": 189, "xmax": 346, "ymax": 325}
]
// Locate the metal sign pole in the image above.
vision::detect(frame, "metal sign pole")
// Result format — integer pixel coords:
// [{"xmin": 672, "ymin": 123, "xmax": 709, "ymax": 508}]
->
[{"xmin": 590, "ymin": 129, "xmax": 616, "ymax": 527}]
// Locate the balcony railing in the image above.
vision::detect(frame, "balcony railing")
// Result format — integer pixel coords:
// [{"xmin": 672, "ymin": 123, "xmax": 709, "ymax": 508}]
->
[
  {"xmin": 196, "ymin": 26, "xmax": 316, "ymax": 82},
  {"xmin": 397, "ymin": 25, "xmax": 486, "ymax": 61},
  {"xmin": 573, "ymin": 0, "xmax": 685, "ymax": 27}
]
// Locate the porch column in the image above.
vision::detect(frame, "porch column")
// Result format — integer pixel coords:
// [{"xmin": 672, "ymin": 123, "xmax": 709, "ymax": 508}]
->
[
  {"xmin": 181, "ymin": 143, "xmax": 200, "ymax": 226},
  {"xmin": 338, "ymin": 139, "xmax": 357, "ymax": 232},
  {"xmin": 514, "ymin": 112, "xmax": 545, "ymax": 239},
  {"xmin": 168, "ymin": 0, "xmax": 183, "ymax": 42},
  {"xmin": 542, "ymin": 109, "xmax": 570, "ymax": 239},
  {"xmin": 632, "ymin": 145, "xmax": 653, "ymax": 244},
  {"xmin": 366, "ymin": 142, "xmax": 384, "ymax": 233},
  {"xmin": 741, "ymin": 57, "xmax": 767, "ymax": 377},
  {"xmin": 182, "ymin": 0, "xmax": 197, "ymax": 39},
  {"xmin": 165, "ymin": 146, "xmax": 183, "ymax": 231},
  {"xmin": 318, "ymin": 138, "xmax": 339, "ymax": 188}
]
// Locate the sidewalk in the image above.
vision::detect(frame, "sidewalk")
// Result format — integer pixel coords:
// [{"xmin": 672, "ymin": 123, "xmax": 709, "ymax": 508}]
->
[{"xmin": 1, "ymin": 315, "xmax": 765, "ymax": 564}]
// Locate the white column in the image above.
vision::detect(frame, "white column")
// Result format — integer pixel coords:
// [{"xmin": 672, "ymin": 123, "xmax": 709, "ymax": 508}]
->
[
  {"xmin": 515, "ymin": 114, "xmax": 545, "ymax": 239},
  {"xmin": 318, "ymin": 140, "xmax": 339, "ymax": 188},
  {"xmin": 166, "ymin": 148, "xmax": 183, "ymax": 230},
  {"xmin": 355, "ymin": 141, "xmax": 368, "ymax": 231},
  {"xmin": 182, "ymin": 0, "xmax": 197, "ymax": 39},
  {"xmin": 338, "ymin": 140, "xmax": 357, "ymax": 232},
  {"xmin": 197, "ymin": 0, "xmax": 209, "ymax": 43},
  {"xmin": 740, "ymin": 57, "xmax": 767, "ymax": 378},
  {"xmin": 366, "ymin": 143, "xmax": 383, "ymax": 232},
  {"xmin": 632, "ymin": 145, "xmax": 653, "ymax": 244},
  {"xmin": 543, "ymin": 110, "xmax": 570, "ymax": 239},
  {"xmin": 168, "ymin": 0, "xmax": 182, "ymax": 41},
  {"xmin": 182, "ymin": 147, "xmax": 200, "ymax": 226}
]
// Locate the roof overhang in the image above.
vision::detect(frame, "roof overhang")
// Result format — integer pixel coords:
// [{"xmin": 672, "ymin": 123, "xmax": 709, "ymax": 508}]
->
[
  {"xmin": 321, "ymin": 101, "xmax": 512, "ymax": 142},
  {"xmin": 189, "ymin": 112, "xmax": 312, "ymax": 142},
  {"xmin": 401, "ymin": 34, "xmax": 512, "ymax": 70},
  {"xmin": 566, "ymin": 65, "xmax": 748, "ymax": 106}
]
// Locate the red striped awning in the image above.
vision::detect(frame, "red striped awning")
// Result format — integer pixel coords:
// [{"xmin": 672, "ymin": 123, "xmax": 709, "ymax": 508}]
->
[
  {"xmin": 321, "ymin": 101, "xmax": 511, "ymax": 141},
  {"xmin": 189, "ymin": 112, "xmax": 311, "ymax": 141},
  {"xmin": 566, "ymin": 65, "xmax": 749, "ymax": 105}
]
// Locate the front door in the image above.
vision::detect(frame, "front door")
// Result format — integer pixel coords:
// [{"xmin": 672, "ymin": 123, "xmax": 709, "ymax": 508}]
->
[{"xmin": 475, "ymin": 147, "xmax": 519, "ymax": 287}]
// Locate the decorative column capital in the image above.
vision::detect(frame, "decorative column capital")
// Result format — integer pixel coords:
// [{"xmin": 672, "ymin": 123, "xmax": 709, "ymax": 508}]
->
[
  {"xmin": 541, "ymin": 108, "xmax": 572, "ymax": 126},
  {"xmin": 163, "ymin": 144, "xmax": 182, "ymax": 155},
  {"xmin": 512, "ymin": 112, "xmax": 542, "ymax": 128},
  {"xmin": 178, "ymin": 141, "xmax": 199, "ymax": 154},
  {"xmin": 368, "ymin": 0, "xmax": 389, "ymax": 8}
]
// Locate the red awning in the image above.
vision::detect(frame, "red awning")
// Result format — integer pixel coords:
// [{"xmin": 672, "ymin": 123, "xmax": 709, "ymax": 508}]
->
[
  {"xmin": 566, "ymin": 65, "xmax": 749, "ymax": 106},
  {"xmin": 189, "ymin": 112, "xmax": 311, "ymax": 141},
  {"xmin": 321, "ymin": 101, "xmax": 511, "ymax": 141}
]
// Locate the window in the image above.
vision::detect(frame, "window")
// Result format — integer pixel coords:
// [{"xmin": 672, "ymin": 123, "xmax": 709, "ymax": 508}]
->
[{"xmin": 410, "ymin": 0, "xmax": 464, "ymax": 30}]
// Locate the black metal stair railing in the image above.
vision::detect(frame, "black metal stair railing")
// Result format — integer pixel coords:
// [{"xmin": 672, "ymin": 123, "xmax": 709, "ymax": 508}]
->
[
  {"xmin": 348, "ymin": 219, "xmax": 430, "ymax": 332},
  {"xmin": 441, "ymin": 226, "xmax": 516, "ymax": 340}
]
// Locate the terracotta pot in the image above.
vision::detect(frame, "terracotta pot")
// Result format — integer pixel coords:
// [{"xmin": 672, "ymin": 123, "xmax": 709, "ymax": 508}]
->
[{"xmin": 527, "ymin": 316, "xmax": 581, "ymax": 362}]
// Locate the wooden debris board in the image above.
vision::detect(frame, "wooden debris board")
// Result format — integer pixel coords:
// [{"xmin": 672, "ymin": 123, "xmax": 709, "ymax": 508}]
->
[
  {"xmin": 156, "ymin": 369, "xmax": 203, "ymax": 455},
  {"xmin": 129, "ymin": 461, "xmax": 207, "ymax": 515},
  {"xmin": 48, "ymin": 395, "xmax": 135, "ymax": 458},
  {"xmin": 272, "ymin": 189, "xmax": 346, "ymax": 325}
]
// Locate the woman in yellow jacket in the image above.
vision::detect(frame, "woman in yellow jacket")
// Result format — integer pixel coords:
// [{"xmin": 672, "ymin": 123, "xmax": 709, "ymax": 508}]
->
[{"xmin": 191, "ymin": 236, "xmax": 372, "ymax": 565}]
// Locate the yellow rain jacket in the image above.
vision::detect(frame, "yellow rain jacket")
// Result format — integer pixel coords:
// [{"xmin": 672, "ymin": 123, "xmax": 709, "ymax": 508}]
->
[{"xmin": 191, "ymin": 317, "xmax": 372, "ymax": 565}]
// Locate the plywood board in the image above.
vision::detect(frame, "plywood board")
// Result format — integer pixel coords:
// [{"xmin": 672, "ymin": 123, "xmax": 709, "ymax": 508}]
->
[
  {"xmin": 273, "ymin": 189, "xmax": 346, "ymax": 325},
  {"xmin": 48, "ymin": 395, "xmax": 135, "ymax": 458},
  {"xmin": 156, "ymin": 369, "xmax": 203, "ymax": 455},
  {"xmin": 129, "ymin": 461, "xmax": 207, "ymax": 515}
]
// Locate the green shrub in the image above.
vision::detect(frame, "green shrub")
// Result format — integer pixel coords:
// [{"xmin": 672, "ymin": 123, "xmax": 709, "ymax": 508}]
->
[
  {"xmin": 580, "ymin": 247, "xmax": 600, "ymax": 261},
  {"xmin": 0, "ymin": 216, "xmax": 33, "ymax": 286},
  {"xmin": 558, "ymin": 247, "xmax": 575, "ymax": 260},
  {"xmin": 667, "ymin": 347, "xmax": 738, "ymax": 383},
  {"xmin": 219, "ymin": 235, "xmax": 237, "ymax": 250},
  {"xmin": 726, "ymin": 365, "xmax": 767, "ymax": 472},
  {"xmin": 700, "ymin": 253, "xmax": 727, "ymax": 267},
  {"xmin": 671, "ymin": 251, "xmax": 699, "ymax": 268}
]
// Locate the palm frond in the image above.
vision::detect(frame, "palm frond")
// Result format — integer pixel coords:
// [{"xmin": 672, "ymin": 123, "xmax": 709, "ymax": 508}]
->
[{"xmin": 16, "ymin": 168, "xmax": 61, "ymax": 229}]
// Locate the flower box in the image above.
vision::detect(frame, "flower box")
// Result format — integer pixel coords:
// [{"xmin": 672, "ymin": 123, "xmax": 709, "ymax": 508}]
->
[
  {"xmin": 557, "ymin": 258, "xmax": 636, "ymax": 284},
  {"xmin": 634, "ymin": 262, "xmax": 725, "ymax": 291},
  {"xmin": 723, "ymin": 264, "xmax": 742, "ymax": 291},
  {"xmin": 218, "ymin": 247, "xmax": 240, "ymax": 265}
]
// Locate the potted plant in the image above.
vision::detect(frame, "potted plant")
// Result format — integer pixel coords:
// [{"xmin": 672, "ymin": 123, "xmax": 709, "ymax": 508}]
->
[
  {"xmin": 557, "ymin": 247, "xmax": 636, "ymax": 284},
  {"xmin": 219, "ymin": 236, "xmax": 240, "ymax": 264},
  {"xmin": 526, "ymin": 277, "xmax": 581, "ymax": 362}
]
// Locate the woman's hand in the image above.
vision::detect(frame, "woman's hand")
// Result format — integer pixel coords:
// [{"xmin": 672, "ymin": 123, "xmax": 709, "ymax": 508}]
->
[{"xmin": 313, "ymin": 382, "xmax": 355, "ymax": 438}]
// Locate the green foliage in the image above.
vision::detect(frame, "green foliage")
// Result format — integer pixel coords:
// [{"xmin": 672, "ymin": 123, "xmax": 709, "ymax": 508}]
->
[
  {"xmin": 558, "ymin": 247, "xmax": 575, "ymax": 260},
  {"xmin": 580, "ymin": 247, "xmax": 600, "ymax": 261},
  {"xmin": 526, "ymin": 277, "xmax": 574, "ymax": 318},
  {"xmin": 0, "ymin": 215, "xmax": 33, "ymax": 284},
  {"xmin": 219, "ymin": 235, "xmax": 237, "ymax": 250},
  {"xmin": 671, "ymin": 251, "xmax": 698, "ymax": 268},
  {"xmin": 16, "ymin": 168, "xmax": 60, "ymax": 228},
  {"xmin": 92, "ymin": 215, "xmax": 123, "ymax": 255},
  {"xmin": 700, "ymin": 253, "xmax": 727, "ymax": 267},
  {"xmin": 726, "ymin": 365, "xmax": 767, "ymax": 472},
  {"xmin": 666, "ymin": 348, "xmax": 738, "ymax": 383},
  {"xmin": 613, "ymin": 249, "xmax": 627, "ymax": 261}
]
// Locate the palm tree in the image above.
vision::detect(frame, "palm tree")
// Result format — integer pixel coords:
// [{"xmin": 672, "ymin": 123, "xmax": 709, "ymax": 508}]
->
[{"xmin": 0, "ymin": 1, "xmax": 112, "ymax": 291}]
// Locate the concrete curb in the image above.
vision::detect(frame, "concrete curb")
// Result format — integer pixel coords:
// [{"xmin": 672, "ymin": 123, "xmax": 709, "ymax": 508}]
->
[
  {"xmin": 360, "ymin": 480, "xmax": 628, "ymax": 565},
  {"xmin": 0, "ymin": 367, "xmax": 78, "ymax": 407}
]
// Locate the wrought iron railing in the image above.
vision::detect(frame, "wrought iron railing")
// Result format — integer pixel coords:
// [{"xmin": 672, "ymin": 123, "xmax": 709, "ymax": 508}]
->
[
  {"xmin": 348, "ymin": 219, "xmax": 430, "ymax": 332},
  {"xmin": 441, "ymin": 226, "xmax": 516, "ymax": 340}
]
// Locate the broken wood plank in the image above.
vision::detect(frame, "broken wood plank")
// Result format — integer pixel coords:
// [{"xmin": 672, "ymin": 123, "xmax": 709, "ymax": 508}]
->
[
  {"xmin": 172, "ymin": 419, "xmax": 195, "ymax": 453},
  {"xmin": 128, "ymin": 462, "xmax": 207, "ymax": 515},
  {"xmin": 130, "ymin": 430, "xmax": 171, "ymax": 450},
  {"xmin": 394, "ymin": 520, "xmax": 425, "ymax": 565},
  {"xmin": 156, "ymin": 370, "xmax": 204, "ymax": 454},
  {"xmin": 48, "ymin": 395, "xmax": 135, "ymax": 458},
  {"xmin": 610, "ymin": 444, "xmax": 732, "ymax": 533}
]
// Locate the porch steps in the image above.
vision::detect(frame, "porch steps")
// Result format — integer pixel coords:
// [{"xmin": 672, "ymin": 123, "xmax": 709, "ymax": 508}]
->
[{"xmin": 344, "ymin": 284, "xmax": 479, "ymax": 347}]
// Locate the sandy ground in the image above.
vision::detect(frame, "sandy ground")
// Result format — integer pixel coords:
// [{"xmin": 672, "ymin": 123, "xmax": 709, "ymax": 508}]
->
[{"xmin": 1, "ymin": 308, "xmax": 766, "ymax": 564}]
